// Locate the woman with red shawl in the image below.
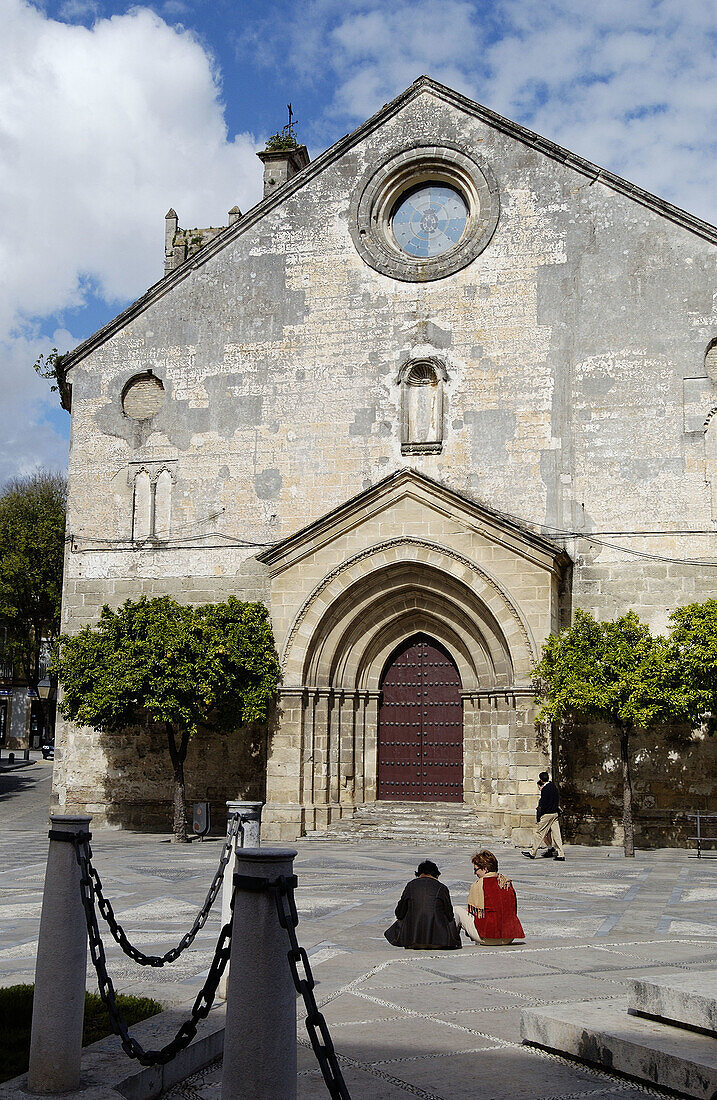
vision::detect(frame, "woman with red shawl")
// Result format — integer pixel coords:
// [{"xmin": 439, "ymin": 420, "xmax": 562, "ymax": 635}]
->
[{"xmin": 454, "ymin": 850, "xmax": 525, "ymax": 945}]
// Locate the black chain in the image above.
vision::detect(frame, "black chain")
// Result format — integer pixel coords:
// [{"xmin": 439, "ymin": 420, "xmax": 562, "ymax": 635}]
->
[
  {"xmin": 74, "ymin": 834, "xmax": 234, "ymax": 1066},
  {"xmin": 58, "ymin": 828, "xmax": 349, "ymax": 1088},
  {"xmin": 270, "ymin": 875, "xmax": 352, "ymax": 1100},
  {"xmin": 81, "ymin": 814, "xmax": 242, "ymax": 967}
]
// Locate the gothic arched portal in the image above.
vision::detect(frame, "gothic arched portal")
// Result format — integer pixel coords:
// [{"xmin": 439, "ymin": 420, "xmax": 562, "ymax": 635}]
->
[{"xmin": 377, "ymin": 634, "xmax": 463, "ymax": 802}]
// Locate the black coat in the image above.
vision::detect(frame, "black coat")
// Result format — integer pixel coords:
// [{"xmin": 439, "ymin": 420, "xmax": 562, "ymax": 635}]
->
[
  {"xmin": 537, "ymin": 780, "xmax": 560, "ymax": 819},
  {"xmin": 384, "ymin": 876, "xmax": 461, "ymax": 950}
]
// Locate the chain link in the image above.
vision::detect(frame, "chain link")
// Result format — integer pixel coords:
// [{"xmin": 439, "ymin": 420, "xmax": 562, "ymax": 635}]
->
[
  {"xmin": 86, "ymin": 813, "xmax": 242, "ymax": 967},
  {"xmin": 271, "ymin": 875, "xmax": 352, "ymax": 1100},
  {"xmin": 74, "ymin": 834, "xmax": 234, "ymax": 1066},
  {"xmin": 63, "ymin": 828, "xmax": 349, "ymax": 1091}
]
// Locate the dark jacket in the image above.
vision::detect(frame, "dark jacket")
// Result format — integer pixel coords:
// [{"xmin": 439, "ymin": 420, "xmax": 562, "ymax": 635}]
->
[
  {"xmin": 384, "ymin": 876, "xmax": 461, "ymax": 950},
  {"xmin": 537, "ymin": 780, "xmax": 559, "ymax": 820}
]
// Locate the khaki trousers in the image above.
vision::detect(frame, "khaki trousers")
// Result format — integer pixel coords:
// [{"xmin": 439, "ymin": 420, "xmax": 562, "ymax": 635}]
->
[
  {"xmin": 453, "ymin": 905, "xmax": 481, "ymax": 943},
  {"xmin": 530, "ymin": 812, "xmax": 564, "ymax": 857},
  {"xmin": 453, "ymin": 906, "xmax": 515, "ymax": 946}
]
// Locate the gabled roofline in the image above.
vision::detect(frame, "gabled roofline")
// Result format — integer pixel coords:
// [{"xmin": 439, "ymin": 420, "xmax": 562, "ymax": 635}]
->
[
  {"xmin": 63, "ymin": 75, "xmax": 717, "ymax": 374},
  {"xmin": 257, "ymin": 467, "xmax": 569, "ymax": 567}
]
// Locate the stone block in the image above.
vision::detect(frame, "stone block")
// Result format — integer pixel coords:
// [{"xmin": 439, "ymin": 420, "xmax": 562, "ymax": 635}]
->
[
  {"xmin": 629, "ymin": 974, "xmax": 717, "ymax": 1036},
  {"xmin": 521, "ymin": 1000, "xmax": 717, "ymax": 1100}
]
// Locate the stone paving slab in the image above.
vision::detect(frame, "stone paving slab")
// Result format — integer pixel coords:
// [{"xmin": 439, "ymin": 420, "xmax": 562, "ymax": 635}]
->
[{"xmin": 2, "ymin": 762, "xmax": 717, "ymax": 1098}]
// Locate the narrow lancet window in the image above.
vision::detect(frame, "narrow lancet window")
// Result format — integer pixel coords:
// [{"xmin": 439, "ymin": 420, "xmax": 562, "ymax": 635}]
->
[{"xmin": 131, "ymin": 466, "xmax": 173, "ymax": 541}]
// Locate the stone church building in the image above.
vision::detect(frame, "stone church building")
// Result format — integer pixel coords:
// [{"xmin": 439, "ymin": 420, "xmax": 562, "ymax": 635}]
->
[{"xmin": 53, "ymin": 77, "xmax": 717, "ymax": 845}]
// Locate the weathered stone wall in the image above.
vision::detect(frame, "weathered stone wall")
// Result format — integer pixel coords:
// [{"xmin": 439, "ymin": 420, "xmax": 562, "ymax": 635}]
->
[
  {"xmin": 58, "ymin": 718, "xmax": 268, "ymax": 833},
  {"xmin": 55, "ymin": 83, "xmax": 717, "ymax": 839},
  {"xmin": 556, "ymin": 718, "xmax": 717, "ymax": 848},
  {"xmin": 63, "ymin": 91, "xmax": 716, "ymax": 613}
]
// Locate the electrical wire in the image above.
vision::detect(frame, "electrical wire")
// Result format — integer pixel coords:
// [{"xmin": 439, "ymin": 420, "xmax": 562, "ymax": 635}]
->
[{"xmin": 66, "ymin": 499, "xmax": 717, "ymax": 565}]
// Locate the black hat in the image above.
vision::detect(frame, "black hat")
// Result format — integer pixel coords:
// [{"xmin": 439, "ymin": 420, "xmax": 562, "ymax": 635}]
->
[
  {"xmin": 538, "ymin": 771, "xmax": 550, "ymax": 783},
  {"xmin": 415, "ymin": 860, "xmax": 440, "ymax": 878}
]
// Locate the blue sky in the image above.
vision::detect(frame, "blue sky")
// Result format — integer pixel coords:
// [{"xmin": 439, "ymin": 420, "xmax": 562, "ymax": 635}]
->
[{"xmin": 2, "ymin": 0, "xmax": 716, "ymax": 478}]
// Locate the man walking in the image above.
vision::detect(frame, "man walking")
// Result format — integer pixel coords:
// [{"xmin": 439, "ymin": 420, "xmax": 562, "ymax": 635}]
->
[{"xmin": 523, "ymin": 771, "xmax": 565, "ymax": 861}]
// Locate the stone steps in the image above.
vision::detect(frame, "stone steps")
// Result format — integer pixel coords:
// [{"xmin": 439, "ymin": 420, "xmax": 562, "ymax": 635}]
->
[
  {"xmin": 629, "ymin": 974, "xmax": 717, "ymax": 1036},
  {"xmin": 304, "ymin": 801, "xmax": 504, "ymax": 843},
  {"xmin": 521, "ymin": 979, "xmax": 717, "ymax": 1099}
]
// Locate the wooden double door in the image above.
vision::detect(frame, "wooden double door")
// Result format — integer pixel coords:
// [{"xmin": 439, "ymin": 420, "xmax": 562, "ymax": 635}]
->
[{"xmin": 377, "ymin": 634, "xmax": 463, "ymax": 802}]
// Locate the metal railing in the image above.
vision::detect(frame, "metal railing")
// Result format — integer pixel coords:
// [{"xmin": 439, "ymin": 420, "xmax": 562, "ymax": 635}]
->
[{"xmin": 687, "ymin": 810, "xmax": 717, "ymax": 858}]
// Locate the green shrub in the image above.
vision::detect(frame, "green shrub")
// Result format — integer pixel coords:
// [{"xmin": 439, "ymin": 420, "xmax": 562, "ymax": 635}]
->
[{"xmin": 0, "ymin": 984, "xmax": 163, "ymax": 1083}]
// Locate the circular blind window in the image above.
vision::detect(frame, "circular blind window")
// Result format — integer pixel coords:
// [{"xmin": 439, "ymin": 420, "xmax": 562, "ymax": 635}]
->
[
  {"xmin": 122, "ymin": 375, "xmax": 165, "ymax": 420},
  {"xmin": 392, "ymin": 183, "xmax": 468, "ymax": 258},
  {"xmin": 705, "ymin": 340, "xmax": 717, "ymax": 380}
]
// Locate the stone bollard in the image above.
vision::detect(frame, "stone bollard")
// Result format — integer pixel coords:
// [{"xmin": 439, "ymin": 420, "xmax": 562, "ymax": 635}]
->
[
  {"xmin": 233, "ymin": 799, "xmax": 263, "ymax": 849},
  {"xmin": 28, "ymin": 814, "xmax": 92, "ymax": 1094},
  {"xmin": 217, "ymin": 801, "xmax": 263, "ymax": 1000},
  {"xmin": 221, "ymin": 848, "xmax": 298, "ymax": 1100}
]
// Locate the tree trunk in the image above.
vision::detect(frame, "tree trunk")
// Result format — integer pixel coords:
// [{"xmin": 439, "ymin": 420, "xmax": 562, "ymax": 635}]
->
[
  {"xmin": 167, "ymin": 725, "xmax": 190, "ymax": 843},
  {"xmin": 618, "ymin": 723, "xmax": 635, "ymax": 858}
]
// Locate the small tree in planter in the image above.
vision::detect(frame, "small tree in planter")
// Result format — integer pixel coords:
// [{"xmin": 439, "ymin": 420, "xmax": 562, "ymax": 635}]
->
[
  {"xmin": 56, "ymin": 596, "xmax": 280, "ymax": 841},
  {"xmin": 533, "ymin": 609, "xmax": 679, "ymax": 857}
]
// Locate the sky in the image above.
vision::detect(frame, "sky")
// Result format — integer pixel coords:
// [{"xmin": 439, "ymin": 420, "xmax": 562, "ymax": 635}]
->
[{"xmin": 1, "ymin": 0, "xmax": 716, "ymax": 481}]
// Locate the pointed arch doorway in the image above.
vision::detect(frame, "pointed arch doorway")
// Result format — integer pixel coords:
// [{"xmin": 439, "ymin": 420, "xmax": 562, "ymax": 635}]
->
[{"xmin": 377, "ymin": 633, "xmax": 463, "ymax": 802}]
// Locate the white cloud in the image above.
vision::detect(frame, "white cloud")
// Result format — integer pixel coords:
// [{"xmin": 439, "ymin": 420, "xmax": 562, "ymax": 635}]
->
[
  {"xmin": 261, "ymin": 0, "xmax": 717, "ymax": 224},
  {"xmin": 57, "ymin": 0, "xmax": 100, "ymax": 19},
  {"xmin": 0, "ymin": 0, "xmax": 263, "ymax": 481}
]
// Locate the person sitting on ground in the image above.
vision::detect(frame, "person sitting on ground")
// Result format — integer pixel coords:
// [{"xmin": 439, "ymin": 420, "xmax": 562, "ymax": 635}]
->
[
  {"xmin": 384, "ymin": 860, "xmax": 461, "ymax": 950},
  {"xmin": 453, "ymin": 850, "xmax": 525, "ymax": 945}
]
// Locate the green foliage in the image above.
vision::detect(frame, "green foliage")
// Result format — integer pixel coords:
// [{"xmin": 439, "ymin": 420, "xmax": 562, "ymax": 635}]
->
[
  {"xmin": 56, "ymin": 595, "xmax": 280, "ymax": 737},
  {"xmin": 0, "ymin": 983, "xmax": 162, "ymax": 1083},
  {"xmin": 82, "ymin": 990, "xmax": 163, "ymax": 1045},
  {"xmin": 667, "ymin": 598, "xmax": 717, "ymax": 732},
  {"xmin": 33, "ymin": 347, "xmax": 71, "ymax": 411},
  {"xmin": 532, "ymin": 611, "xmax": 703, "ymax": 858},
  {"xmin": 264, "ymin": 125, "xmax": 298, "ymax": 151},
  {"xmin": 0, "ymin": 472, "xmax": 66, "ymax": 689},
  {"xmin": 533, "ymin": 608, "xmax": 676, "ymax": 732}
]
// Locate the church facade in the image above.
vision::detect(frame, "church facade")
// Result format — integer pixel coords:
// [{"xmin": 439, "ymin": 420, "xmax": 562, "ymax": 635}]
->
[{"xmin": 53, "ymin": 78, "xmax": 717, "ymax": 845}]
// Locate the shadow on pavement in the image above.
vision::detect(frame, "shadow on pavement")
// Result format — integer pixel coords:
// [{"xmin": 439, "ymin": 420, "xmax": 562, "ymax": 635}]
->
[{"xmin": 0, "ymin": 764, "xmax": 47, "ymax": 803}]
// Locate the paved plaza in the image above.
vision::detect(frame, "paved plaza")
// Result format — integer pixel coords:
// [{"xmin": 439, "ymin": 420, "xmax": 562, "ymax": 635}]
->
[{"xmin": 1, "ymin": 758, "xmax": 716, "ymax": 1098}]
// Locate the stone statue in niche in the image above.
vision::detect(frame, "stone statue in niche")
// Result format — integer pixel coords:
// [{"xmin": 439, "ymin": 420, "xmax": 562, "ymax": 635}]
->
[{"xmin": 399, "ymin": 358, "xmax": 447, "ymax": 454}]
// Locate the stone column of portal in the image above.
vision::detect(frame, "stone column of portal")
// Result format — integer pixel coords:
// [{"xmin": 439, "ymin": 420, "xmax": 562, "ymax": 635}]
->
[
  {"xmin": 218, "ymin": 801, "xmax": 263, "ymax": 1000},
  {"xmin": 338, "ymin": 691, "xmax": 356, "ymax": 808},
  {"xmin": 312, "ymin": 691, "xmax": 331, "ymax": 830},
  {"xmin": 28, "ymin": 814, "xmax": 92, "ymax": 1094},
  {"xmin": 221, "ymin": 848, "xmax": 298, "ymax": 1100},
  {"xmin": 362, "ymin": 691, "xmax": 381, "ymax": 803},
  {"xmin": 460, "ymin": 691, "xmax": 480, "ymax": 811}
]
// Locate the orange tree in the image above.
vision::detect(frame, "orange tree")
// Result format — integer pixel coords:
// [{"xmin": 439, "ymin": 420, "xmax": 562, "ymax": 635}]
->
[
  {"xmin": 56, "ymin": 595, "xmax": 279, "ymax": 841},
  {"xmin": 533, "ymin": 609, "xmax": 681, "ymax": 857},
  {"xmin": 667, "ymin": 599, "xmax": 717, "ymax": 734}
]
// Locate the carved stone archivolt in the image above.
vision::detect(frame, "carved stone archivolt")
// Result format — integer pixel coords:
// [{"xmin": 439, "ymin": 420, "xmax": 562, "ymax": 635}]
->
[{"xmin": 280, "ymin": 537, "xmax": 537, "ymax": 679}]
